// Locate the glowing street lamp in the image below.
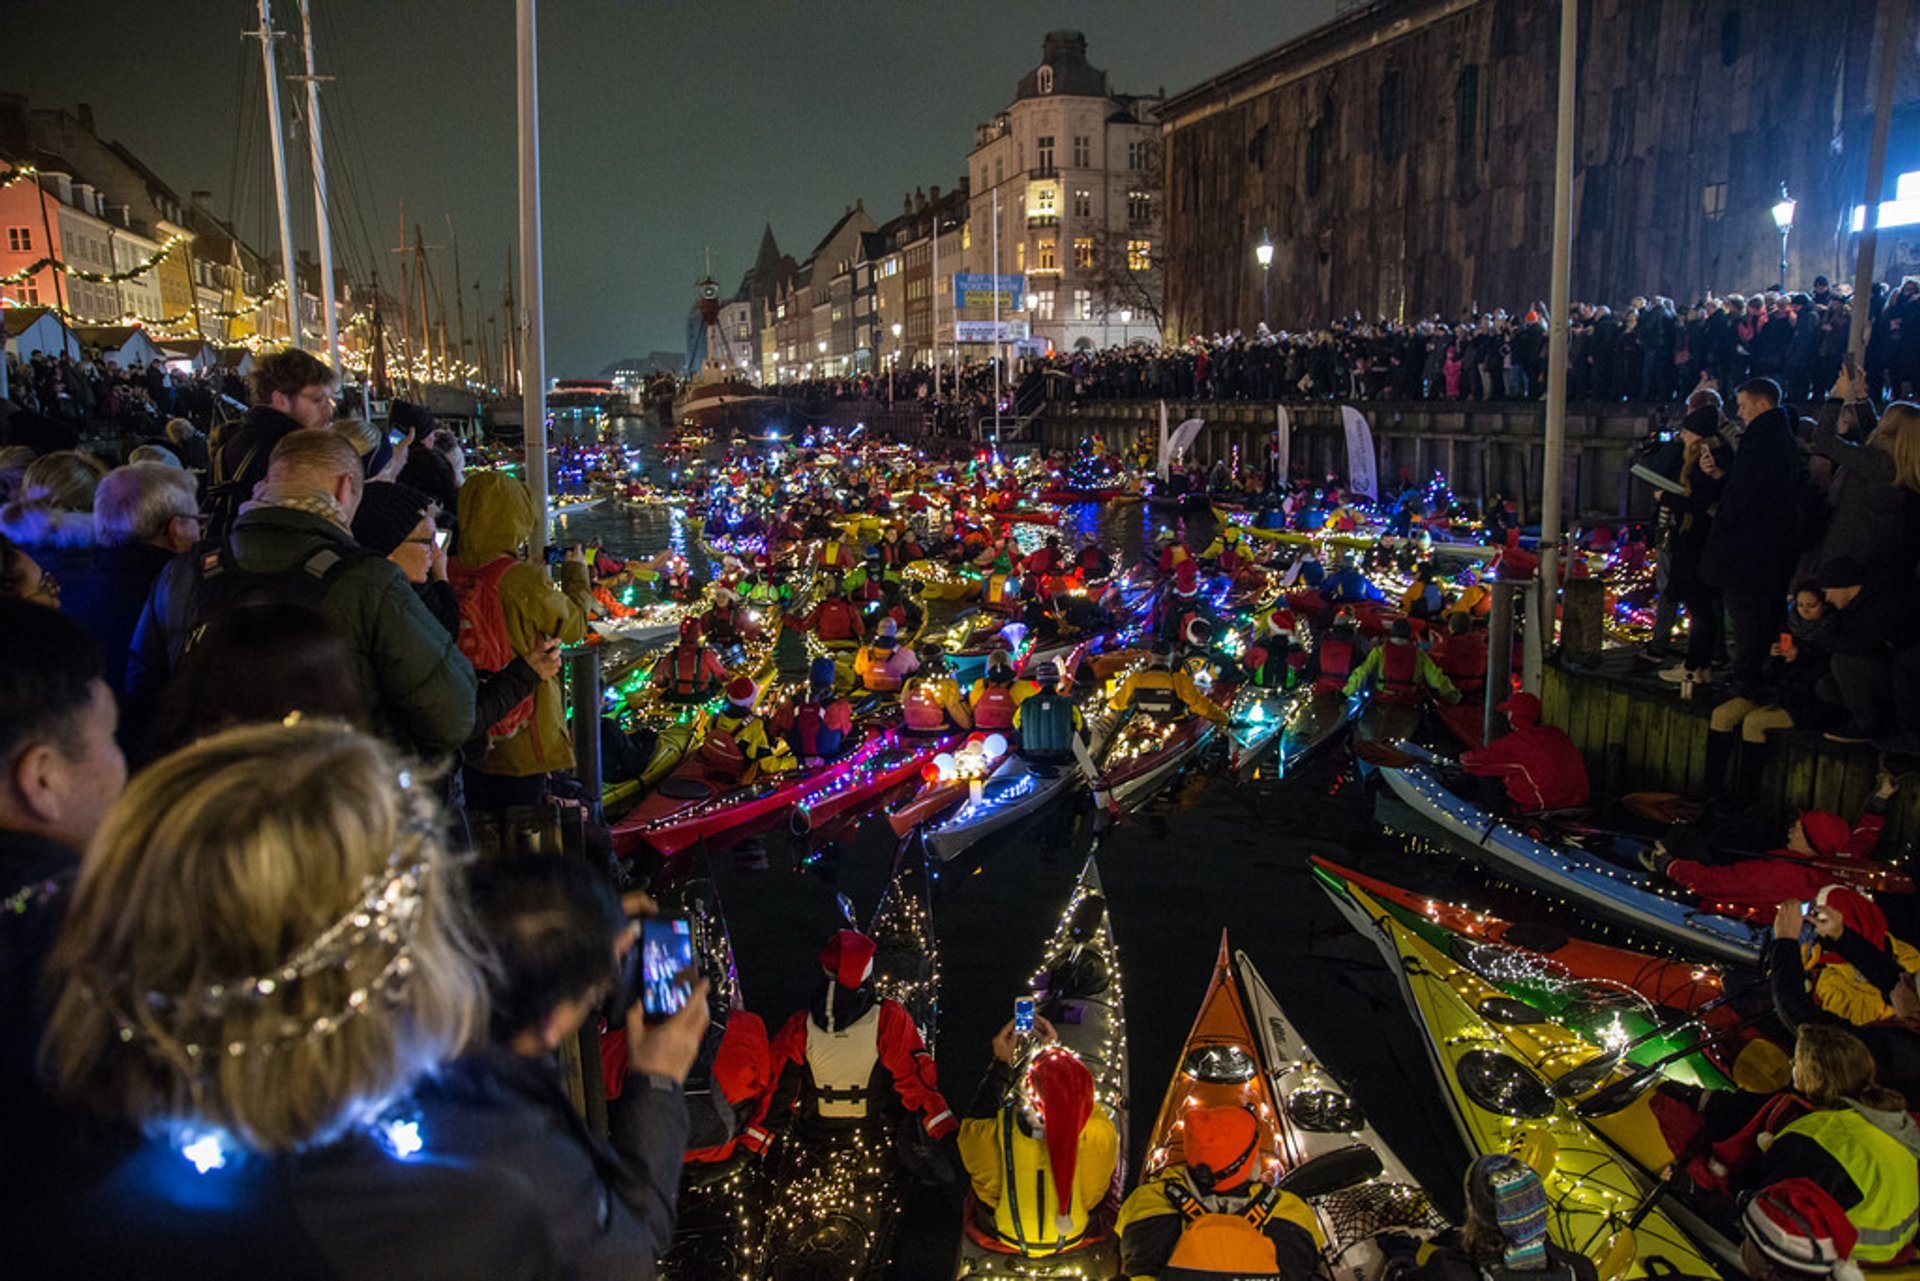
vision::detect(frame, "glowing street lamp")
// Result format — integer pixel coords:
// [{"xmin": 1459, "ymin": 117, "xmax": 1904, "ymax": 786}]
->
[
  {"xmin": 1118, "ymin": 306, "xmax": 1132, "ymax": 346},
  {"xmin": 1771, "ymin": 185, "xmax": 1796, "ymax": 289},
  {"xmin": 890, "ymin": 321, "xmax": 903, "ymax": 399},
  {"xmin": 1254, "ymin": 227, "xmax": 1275, "ymax": 327}
]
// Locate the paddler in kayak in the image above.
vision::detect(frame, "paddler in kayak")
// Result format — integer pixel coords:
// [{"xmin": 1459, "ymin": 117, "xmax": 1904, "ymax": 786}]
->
[
  {"xmin": 855, "ymin": 617, "xmax": 921, "ymax": 693},
  {"xmin": 654, "ymin": 617, "xmax": 729, "ymax": 704},
  {"xmin": 774, "ymin": 656, "xmax": 855, "ymax": 767},
  {"xmin": 1378, "ymin": 1153, "xmax": 1598, "ymax": 1281},
  {"xmin": 698, "ymin": 585, "xmax": 761, "ymax": 647},
  {"xmin": 958, "ymin": 1025, "xmax": 1119, "ymax": 1259},
  {"xmin": 744, "ymin": 929, "xmax": 958, "ymax": 1152},
  {"xmin": 1343, "ymin": 617, "xmax": 1460, "ymax": 705},
  {"xmin": 1457, "ymin": 691, "xmax": 1588, "ymax": 811},
  {"xmin": 1151, "ymin": 561, "xmax": 1208, "ymax": 645},
  {"xmin": 790, "ymin": 574, "xmax": 863, "ymax": 645},
  {"xmin": 1200, "ymin": 522, "xmax": 1255, "ymax": 576},
  {"xmin": 1075, "ymin": 534, "xmax": 1113, "ymax": 583},
  {"xmin": 1304, "ymin": 609, "xmax": 1364, "ymax": 694},
  {"xmin": 1013, "ymin": 661, "xmax": 1086, "ymax": 769},
  {"xmin": 1641, "ymin": 771, "xmax": 1899, "ymax": 925},
  {"xmin": 1116, "ymin": 1103, "xmax": 1319, "ymax": 1279},
  {"xmin": 705, "ymin": 676, "xmax": 794, "ymax": 780},
  {"xmin": 904, "ymin": 645, "xmax": 975, "ymax": 735},
  {"xmin": 1325, "ymin": 553, "xmax": 1385, "ymax": 604},
  {"xmin": 1109, "ymin": 640, "xmax": 1230, "ymax": 726},
  {"xmin": 970, "ymin": 649, "xmax": 1041, "ymax": 734},
  {"xmin": 1427, "ymin": 610, "xmax": 1489, "ymax": 698},
  {"xmin": 1242, "ymin": 608, "xmax": 1307, "ymax": 690}
]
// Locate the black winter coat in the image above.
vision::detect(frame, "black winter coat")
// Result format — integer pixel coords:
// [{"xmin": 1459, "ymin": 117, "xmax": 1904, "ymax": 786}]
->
[{"xmin": 1701, "ymin": 407, "xmax": 1802, "ymax": 593}]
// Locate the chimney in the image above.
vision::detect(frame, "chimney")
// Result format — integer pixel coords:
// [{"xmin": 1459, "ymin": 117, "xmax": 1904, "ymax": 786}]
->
[
  {"xmin": 76, "ymin": 103, "xmax": 95, "ymax": 134},
  {"xmin": 903, "ymin": 193, "xmax": 913, "ymax": 216},
  {"xmin": 72, "ymin": 181, "xmax": 93, "ymax": 211},
  {"xmin": 929, "ymin": 184, "xmax": 941, "ymax": 205},
  {"xmin": 192, "ymin": 190, "xmax": 212, "ymax": 211}
]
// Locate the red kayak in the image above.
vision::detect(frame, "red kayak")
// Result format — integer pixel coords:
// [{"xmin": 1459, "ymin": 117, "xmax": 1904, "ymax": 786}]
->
[{"xmin": 789, "ymin": 730, "xmax": 963, "ymax": 835}]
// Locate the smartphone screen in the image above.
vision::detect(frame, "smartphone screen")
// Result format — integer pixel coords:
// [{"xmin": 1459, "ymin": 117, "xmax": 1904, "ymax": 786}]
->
[
  {"xmin": 640, "ymin": 917, "xmax": 695, "ymax": 1019},
  {"xmin": 433, "ymin": 528, "xmax": 450, "ymax": 551},
  {"xmin": 388, "ymin": 426, "xmax": 408, "ymax": 447},
  {"xmin": 1014, "ymin": 997, "xmax": 1035, "ymax": 1034}
]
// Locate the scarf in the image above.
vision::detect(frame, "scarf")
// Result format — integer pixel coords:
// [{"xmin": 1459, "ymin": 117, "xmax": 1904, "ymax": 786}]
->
[{"xmin": 241, "ymin": 483, "xmax": 351, "ymax": 531}]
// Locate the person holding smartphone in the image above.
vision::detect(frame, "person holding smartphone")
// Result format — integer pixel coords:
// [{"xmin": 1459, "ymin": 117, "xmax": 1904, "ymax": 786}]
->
[{"xmin": 417, "ymin": 855, "xmax": 710, "ymax": 1277}]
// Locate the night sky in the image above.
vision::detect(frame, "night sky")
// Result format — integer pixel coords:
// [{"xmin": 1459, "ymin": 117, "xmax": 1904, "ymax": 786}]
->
[{"xmin": 12, "ymin": 1, "xmax": 1336, "ymax": 374}]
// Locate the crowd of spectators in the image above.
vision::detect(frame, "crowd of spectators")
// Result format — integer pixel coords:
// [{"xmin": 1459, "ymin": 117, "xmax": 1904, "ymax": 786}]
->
[
  {"xmin": 1, "ymin": 345, "xmax": 710, "ymax": 1275},
  {"xmin": 5, "ymin": 347, "xmax": 244, "ymax": 432}
]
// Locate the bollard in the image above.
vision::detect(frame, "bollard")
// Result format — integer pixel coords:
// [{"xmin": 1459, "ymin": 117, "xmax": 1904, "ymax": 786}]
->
[
  {"xmin": 567, "ymin": 646, "xmax": 604, "ymax": 826},
  {"xmin": 1561, "ymin": 577, "xmax": 1606, "ymax": 665},
  {"xmin": 1484, "ymin": 579, "xmax": 1523, "ymax": 745}
]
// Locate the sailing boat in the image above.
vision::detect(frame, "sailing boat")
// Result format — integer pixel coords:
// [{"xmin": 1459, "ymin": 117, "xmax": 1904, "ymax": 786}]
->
[{"xmin": 670, "ymin": 271, "xmax": 785, "ymax": 436}]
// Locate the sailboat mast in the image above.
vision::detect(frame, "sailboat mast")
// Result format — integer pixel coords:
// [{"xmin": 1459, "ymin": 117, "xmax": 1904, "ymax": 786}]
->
[
  {"xmin": 253, "ymin": 0, "xmax": 303, "ymax": 346},
  {"xmin": 516, "ymin": 0, "xmax": 549, "ymax": 559},
  {"xmin": 294, "ymin": 0, "xmax": 337, "ymax": 373},
  {"xmin": 449, "ymin": 219, "xmax": 469, "ymax": 386},
  {"xmin": 393, "ymin": 202, "xmax": 414, "ymax": 395}
]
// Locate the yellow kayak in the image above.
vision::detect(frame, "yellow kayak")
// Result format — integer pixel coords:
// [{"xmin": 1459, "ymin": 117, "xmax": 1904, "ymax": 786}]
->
[{"xmin": 1323, "ymin": 880, "xmax": 1717, "ymax": 1280}]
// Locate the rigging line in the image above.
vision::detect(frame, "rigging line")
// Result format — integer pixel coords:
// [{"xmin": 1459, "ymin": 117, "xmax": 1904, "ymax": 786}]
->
[{"xmin": 320, "ymin": 0, "xmax": 392, "ymax": 299}]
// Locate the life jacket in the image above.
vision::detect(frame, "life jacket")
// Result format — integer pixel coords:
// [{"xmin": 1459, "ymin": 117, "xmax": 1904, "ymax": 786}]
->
[
  {"xmin": 1017, "ymin": 693, "xmax": 1078, "ymax": 760},
  {"xmin": 785, "ymin": 701, "xmax": 844, "ymax": 762},
  {"xmin": 448, "ymin": 554, "xmax": 537, "ymax": 741},
  {"xmin": 1130, "ymin": 671, "xmax": 1186, "ymax": 721},
  {"xmin": 667, "ymin": 641, "xmax": 717, "ymax": 698},
  {"xmin": 813, "ymin": 599, "xmax": 861, "ymax": 642},
  {"xmin": 1164, "ymin": 1179, "xmax": 1285, "ymax": 1276},
  {"xmin": 985, "ymin": 574, "xmax": 1021, "ymax": 610},
  {"xmin": 704, "ymin": 605, "xmax": 742, "ymax": 643},
  {"xmin": 804, "ymin": 1004, "xmax": 882, "ymax": 1120},
  {"xmin": 858, "ymin": 645, "xmax": 905, "ymax": 692},
  {"xmin": 1775, "ymin": 1109, "xmax": 1920, "ymax": 1263},
  {"xmin": 1380, "ymin": 640, "xmax": 1419, "ymax": 692},
  {"xmin": 990, "ymin": 1110, "xmax": 1091, "ymax": 1255},
  {"xmin": 1312, "ymin": 636, "xmax": 1355, "ymax": 694},
  {"xmin": 904, "ymin": 678, "xmax": 958, "ymax": 732},
  {"xmin": 1244, "ymin": 640, "xmax": 1299, "ymax": 690},
  {"xmin": 972, "ymin": 681, "xmax": 1019, "ymax": 730}
]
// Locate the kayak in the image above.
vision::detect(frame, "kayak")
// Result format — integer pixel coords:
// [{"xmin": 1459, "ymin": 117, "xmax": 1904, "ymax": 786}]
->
[
  {"xmin": 1138, "ymin": 936, "xmax": 1446, "ymax": 1281},
  {"xmin": 748, "ymin": 844, "xmax": 940, "ymax": 1279},
  {"xmin": 608, "ymin": 603, "xmax": 784, "ymax": 787},
  {"xmin": 1226, "ymin": 686, "xmax": 1362, "ymax": 781},
  {"xmin": 1310, "ymin": 858, "xmax": 1788, "ymax": 1094},
  {"xmin": 1376, "ymin": 741, "xmax": 1766, "ymax": 966},
  {"xmin": 1318, "ymin": 878, "xmax": 1720, "ymax": 1280},
  {"xmin": 953, "ymin": 853, "xmax": 1129, "ymax": 1277},
  {"xmin": 1092, "ymin": 662, "xmax": 1238, "ymax": 812},
  {"xmin": 790, "ymin": 729, "xmax": 966, "ymax": 837}
]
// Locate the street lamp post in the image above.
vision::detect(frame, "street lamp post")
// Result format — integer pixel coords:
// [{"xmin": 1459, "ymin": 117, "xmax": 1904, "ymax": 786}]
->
[
  {"xmin": 1772, "ymin": 185, "xmax": 1796, "ymax": 290},
  {"xmin": 890, "ymin": 321, "xmax": 902, "ymax": 401},
  {"xmin": 1118, "ymin": 307, "xmax": 1131, "ymax": 346},
  {"xmin": 1255, "ymin": 227, "xmax": 1274, "ymax": 328}
]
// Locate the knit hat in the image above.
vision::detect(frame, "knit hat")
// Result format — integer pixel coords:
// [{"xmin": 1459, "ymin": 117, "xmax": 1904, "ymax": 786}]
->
[
  {"xmin": 1389, "ymin": 617, "xmax": 1413, "ymax": 640},
  {"xmin": 1465, "ymin": 1153, "xmax": 1551, "ymax": 1271},
  {"xmin": 1024, "ymin": 1048, "xmax": 1096, "ymax": 1234},
  {"xmin": 818, "ymin": 929, "xmax": 877, "ymax": 990},
  {"xmin": 1499, "ymin": 692, "xmax": 1543, "ymax": 728},
  {"xmin": 725, "ymin": 676, "xmax": 756, "ymax": 707},
  {"xmin": 809, "ymin": 655, "xmax": 838, "ymax": 689},
  {"xmin": 1680, "ymin": 405, "xmax": 1722, "ymax": 438},
  {"xmin": 1742, "ymin": 1180, "xmax": 1862, "ymax": 1281},
  {"xmin": 1796, "ymin": 810, "xmax": 1852, "ymax": 860},
  {"xmin": 350, "ymin": 481, "xmax": 434, "ymax": 557},
  {"xmin": 1033, "ymin": 660, "xmax": 1061, "ymax": 687},
  {"xmin": 1183, "ymin": 1105, "xmax": 1259, "ymax": 1192}
]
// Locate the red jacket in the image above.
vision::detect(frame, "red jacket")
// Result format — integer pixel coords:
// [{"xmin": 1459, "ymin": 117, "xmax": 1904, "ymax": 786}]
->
[
  {"xmin": 1665, "ymin": 811, "xmax": 1885, "ymax": 921},
  {"xmin": 1428, "ymin": 632, "xmax": 1489, "ymax": 690},
  {"xmin": 801, "ymin": 598, "xmax": 863, "ymax": 643},
  {"xmin": 1459, "ymin": 724, "xmax": 1590, "ymax": 811},
  {"xmin": 744, "ymin": 998, "xmax": 956, "ymax": 1149}
]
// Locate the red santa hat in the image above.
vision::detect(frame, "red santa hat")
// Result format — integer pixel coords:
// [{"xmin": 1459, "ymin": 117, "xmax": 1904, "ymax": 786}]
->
[
  {"xmin": 1795, "ymin": 811, "xmax": 1852, "ymax": 860},
  {"xmin": 1024, "ymin": 1048, "xmax": 1096, "ymax": 1232},
  {"xmin": 1812, "ymin": 884, "xmax": 1889, "ymax": 950},
  {"xmin": 818, "ymin": 929, "xmax": 878, "ymax": 990},
  {"xmin": 1742, "ymin": 1179, "xmax": 1862, "ymax": 1281},
  {"xmin": 725, "ymin": 676, "xmax": 757, "ymax": 707},
  {"xmin": 1498, "ymin": 692, "xmax": 1542, "ymax": 729},
  {"xmin": 1266, "ymin": 608, "xmax": 1296, "ymax": 637}
]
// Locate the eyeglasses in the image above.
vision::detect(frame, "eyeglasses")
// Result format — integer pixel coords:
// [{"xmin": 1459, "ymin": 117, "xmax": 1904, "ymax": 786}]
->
[{"xmin": 402, "ymin": 536, "xmax": 436, "ymax": 546}]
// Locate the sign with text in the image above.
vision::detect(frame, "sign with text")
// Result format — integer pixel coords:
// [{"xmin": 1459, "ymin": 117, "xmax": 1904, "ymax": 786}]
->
[
  {"xmin": 953, "ymin": 272, "xmax": 1025, "ymax": 311},
  {"xmin": 954, "ymin": 319, "xmax": 1029, "ymax": 343}
]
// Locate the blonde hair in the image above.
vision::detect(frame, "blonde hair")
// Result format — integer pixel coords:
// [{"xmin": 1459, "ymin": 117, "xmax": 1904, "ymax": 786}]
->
[
  {"xmin": 42, "ymin": 720, "xmax": 487, "ymax": 1153},
  {"xmin": 1874, "ymin": 402, "xmax": 1920, "ymax": 493},
  {"xmin": 1793, "ymin": 1024, "xmax": 1905, "ymax": 1111},
  {"xmin": 14, "ymin": 449, "xmax": 108, "ymax": 513}
]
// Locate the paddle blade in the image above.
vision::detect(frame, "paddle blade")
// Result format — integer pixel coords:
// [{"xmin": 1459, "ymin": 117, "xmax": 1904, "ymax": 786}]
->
[
  {"xmin": 1276, "ymin": 1145, "xmax": 1384, "ymax": 1199},
  {"xmin": 835, "ymin": 891, "xmax": 858, "ymax": 927},
  {"xmin": 1546, "ymin": 1050, "xmax": 1625, "ymax": 1099},
  {"xmin": 1594, "ymin": 1228, "xmax": 1638, "ymax": 1281},
  {"xmin": 1573, "ymin": 1071, "xmax": 1660, "ymax": 1118}
]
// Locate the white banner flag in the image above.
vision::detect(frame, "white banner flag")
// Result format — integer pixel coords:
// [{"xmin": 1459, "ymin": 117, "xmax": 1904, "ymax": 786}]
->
[
  {"xmin": 1339, "ymin": 404, "xmax": 1378, "ymax": 499},
  {"xmin": 1157, "ymin": 400, "xmax": 1171, "ymax": 480},
  {"xmin": 1273, "ymin": 404, "xmax": 1291, "ymax": 487},
  {"xmin": 1168, "ymin": 417, "xmax": 1206, "ymax": 465}
]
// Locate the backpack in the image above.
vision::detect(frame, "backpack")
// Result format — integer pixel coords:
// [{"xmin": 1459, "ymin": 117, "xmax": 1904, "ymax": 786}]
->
[
  {"xmin": 184, "ymin": 535, "xmax": 370, "ymax": 657},
  {"xmin": 447, "ymin": 555, "xmax": 535, "ymax": 742}
]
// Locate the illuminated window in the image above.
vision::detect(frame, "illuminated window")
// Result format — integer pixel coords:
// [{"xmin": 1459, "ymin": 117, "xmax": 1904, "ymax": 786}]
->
[
  {"xmin": 1072, "ymin": 237, "xmax": 1094, "ymax": 269},
  {"xmin": 1702, "ymin": 182, "xmax": 1728, "ymax": 221},
  {"xmin": 1030, "ymin": 289, "xmax": 1055, "ymax": 319},
  {"xmin": 1073, "ymin": 288, "xmax": 1092, "ymax": 320},
  {"xmin": 1852, "ymin": 170, "xmax": 1920, "ymax": 232},
  {"xmin": 1033, "ymin": 186, "xmax": 1056, "ymax": 216},
  {"xmin": 1037, "ymin": 239, "xmax": 1056, "ymax": 270},
  {"xmin": 1015, "ymin": 241, "xmax": 1026, "ymax": 272},
  {"xmin": 1128, "ymin": 190, "xmax": 1152, "ymax": 222},
  {"xmin": 1074, "ymin": 188, "xmax": 1092, "ymax": 219},
  {"xmin": 6, "ymin": 227, "xmax": 30, "ymax": 252},
  {"xmin": 962, "ymin": 224, "xmax": 971, "ymax": 250},
  {"xmin": 1072, "ymin": 136, "xmax": 1090, "ymax": 167},
  {"xmin": 1128, "ymin": 239, "xmax": 1152, "ymax": 271}
]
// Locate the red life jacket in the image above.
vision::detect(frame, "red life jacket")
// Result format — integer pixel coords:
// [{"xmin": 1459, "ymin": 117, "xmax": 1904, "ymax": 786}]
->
[
  {"xmin": 448, "ymin": 555, "xmax": 536, "ymax": 740},
  {"xmin": 785, "ymin": 702, "xmax": 843, "ymax": 761},
  {"xmin": 814, "ymin": 599, "xmax": 860, "ymax": 642},
  {"xmin": 670, "ymin": 641, "xmax": 714, "ymax": 697},
  {"xmin": 903, "ymin": 681, "xmax": 951, "ymax": 731},
  {"xmin": 1313, "ymin": 636, "xmax": 1355, "ymax": 694},
  {"xmin": 1381, "ymin": 640, "xmax": 1419, "ymax": 691},
  {"xmin": 972, "ymin": 683, "xmax": 1018, "ymax": 730}
]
